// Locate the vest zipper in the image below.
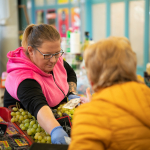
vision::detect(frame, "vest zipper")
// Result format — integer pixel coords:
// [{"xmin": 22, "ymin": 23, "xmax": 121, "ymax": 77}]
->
[{"xmin": 52, "ymin": 72, "xmax": 66, "ymax": 98}]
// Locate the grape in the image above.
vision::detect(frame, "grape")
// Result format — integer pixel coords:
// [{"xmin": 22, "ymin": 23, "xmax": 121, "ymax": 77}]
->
[
  {"xmin": 16, "ymin": 112, "xmax": 21, "ymax": 115},
  {"xmin": 27, "ymin": 129, "xmax": 32, "ymax": 135},
  {"xmin": 33, "ymin": 124, "xmax": 38, "ymax": 129},
  {"xmin": 29, "ymin": 124, "xmax": 33, "ymax": 128},
  {"xmin": 65, "ymin": 111, "xmax": 70, "ymax": 114},
  {"xmin": 12, "ymin": 107, "xmax": 18, "ymax": 112},
  {"xmin": 47, "ymin": 141, "xmax": 51, "ymax": 143},
  {"xmin": 34, "ymin": 135, "xmax": 38, "ymax": 140},
  {"xmin": 22, "ymin": 111, "xmax": 26, "ymax": 116},
  {"xmin": 44, "ymin": 136, "xmax": 47, "ymax": 141},
  {"xmin": 19, "ymin": 108, "xmax": 24, "ymax": 112},
  {"xmin": 25, "ymin": 123, "xmax": 30, "ymax": 128},
  {"xmin": 62, "ymin": 113, "xmax": 69, "ymax": 117},
  {"xmin": 19, "ymin": 116, "xmax": 24, "ymax": 121},
  {"xmin": 24, "ymin": 115, "xmax": 28, "ymax": 119},
  {"xmin": 45, "ymin": 132, "xmax": 49, "ymax": 136},
  {"xmin": 36, "ymin": 128, "xmax": 41, "ymax": 132},
  {"xmin": 30, "ymin": 120, "xmax": 35, "ymax": 126},
  {"xmin": 18, "ymin": 120, "xmax": 22, "ymax": 123},
  {"xmin": 24, "ymin": 119, "xmax": 30, "ymax": 123},
  {"xmin": 41, "ymin": 132, "xmax": 46, "ymax": 137},
  {"xmin": 20, "ymin": 124, "xmax": 24, "ymax": 128},
  {"xmin": 61, "ymin": 108, "xmax": 67, "ymax": 113},
  {"xmin": 57, "ymin": 111, "xmax": 62, "ymax": 117},
  {"xmin": 41, "ymin": 139, "xmax": 46, "ymax": 143},
  {"xmin": 31, "ymin": 128, "xmax": 36, "ymax": 134},
  {"xmin": 47, "ymin": 136, "xmax": 51, "ymax": 142},
  {"xmin": 35, "ymin": 133, "xmax": 40, "ymax": 136},
  {"xmin": 14, "ymin": 118, "xmax": 18, "ymax": 122},
  {"xmin": 11, "ymin": 118, "xmax": 15, "ymax": 122},
  {"xmin": 16, "ymin": 115, "xmax": 20, "ymax": 119},
  {"xmin": 38, "ymin": 136, "xmax": 42, "ymax": 141},
  {"xmin": 32, "ymin": 116, "xmax": 36, "ymax": 120},
  {"xmin": 21, "ymin": 126, "xmax": 26, "ymax": 130},
  {"xmin": 40, "ymin": 128, "xmax": 45, "ymax": 132},
  {"xmin": 38, "ymin": 124, "xmax": 41, "ymax": 128},
  {"xmin": 70, "ymin": 109, "xmax": 74, "ymax": 115},
  {"xmin": 11, "ymin": 112, "xmax": 16, "ymax": 116},
  {"xmin": 57, "ymin": 106, "xmax": 62, "ymax": 110},
  {"xmin": 28, "ymin": 114, "xmax": 32, "ymax": 118}
]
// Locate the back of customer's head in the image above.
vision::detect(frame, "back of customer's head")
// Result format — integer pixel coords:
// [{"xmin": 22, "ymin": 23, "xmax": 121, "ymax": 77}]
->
[
  {"xmin": 22, "ymin": 24, "xmax": 60, "ymax": 55},
  {"xmin": 84, "ymin": 36, "xmax": 138, "ymax": 92}
]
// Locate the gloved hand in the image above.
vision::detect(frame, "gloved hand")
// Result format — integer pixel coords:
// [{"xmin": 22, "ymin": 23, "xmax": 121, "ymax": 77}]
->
[
  {"xmin": 68, "ymin": 94, "xmax": 80, "ymax": 101},
  {"xmin": 51, "ymin": 126, "xmax": 69, "ymax": 144}
]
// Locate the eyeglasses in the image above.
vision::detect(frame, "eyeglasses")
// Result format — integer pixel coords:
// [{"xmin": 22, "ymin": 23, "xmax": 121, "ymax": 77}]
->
[{"xmin": 34, "ymin": 47, "xmax": 64, "ymax": 59}]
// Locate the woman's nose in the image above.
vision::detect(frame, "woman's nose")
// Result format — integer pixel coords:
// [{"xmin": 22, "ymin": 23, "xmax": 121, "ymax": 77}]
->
[{"xmin": 49, "ymin": 55, "xmax": 56, "ymax": 62}]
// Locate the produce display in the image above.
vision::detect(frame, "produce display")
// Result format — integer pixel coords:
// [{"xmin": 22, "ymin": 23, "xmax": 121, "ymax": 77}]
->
[
  {"xmin": 0, "ymin": 116, "xmax": 30, "ymax": 150},
  {"xmin": 10, "ymin": 103, "xmax": 76, "ymax": 143}
]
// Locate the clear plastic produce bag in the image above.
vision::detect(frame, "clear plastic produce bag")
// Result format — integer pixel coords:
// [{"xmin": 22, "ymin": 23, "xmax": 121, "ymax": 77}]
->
[{"xmin": 76, "ymin": 60, "xmax": 92, "ymax": 95}]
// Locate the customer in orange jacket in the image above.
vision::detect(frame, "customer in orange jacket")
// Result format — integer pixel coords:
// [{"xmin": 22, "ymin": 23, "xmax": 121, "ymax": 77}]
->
[{"xmin": 69, "ymin": 37, "xmax": 150, "ymax": 150}]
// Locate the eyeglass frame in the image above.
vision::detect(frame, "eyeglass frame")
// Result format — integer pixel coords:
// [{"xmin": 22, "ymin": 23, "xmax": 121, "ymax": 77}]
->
[{"xmin": 33, "ymin": 46, "xmax": 64, "ymax": 59}]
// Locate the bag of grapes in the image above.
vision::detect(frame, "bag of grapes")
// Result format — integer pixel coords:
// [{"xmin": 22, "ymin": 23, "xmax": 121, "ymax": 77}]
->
[
  {"xmin": 6, "ymin": 123, "xmax": 20, "ymax": 137},
  {"xmin": 7, "ymin": 134, "xmax": 30, "ymax": 150},
  {"xmin": 0, "ymin": 135, "xmax": 12, "ymax": 150}
]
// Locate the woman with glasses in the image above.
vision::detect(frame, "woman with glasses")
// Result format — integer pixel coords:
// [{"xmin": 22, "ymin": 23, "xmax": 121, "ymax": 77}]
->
[{"xmin": 4, "ymin": 24, "xmax": 80, "ymax": 144}]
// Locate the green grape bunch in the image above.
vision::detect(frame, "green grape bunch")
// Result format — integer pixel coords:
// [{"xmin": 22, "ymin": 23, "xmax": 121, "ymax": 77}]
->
[
  {"xmin": 52, "ymin": 103, "xmax": 76, "ymax": 122},
  {"xmin": 10, "ymin": 103, "xmax": 51, "ymax": 143},
  {"xmin": 10, "ymin": 103, "xmax": 76, "ymax": 143}
]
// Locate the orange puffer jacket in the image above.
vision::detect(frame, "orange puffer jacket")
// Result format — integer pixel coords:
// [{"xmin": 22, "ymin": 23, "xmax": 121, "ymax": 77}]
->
[{"xmin": 69, "ymin": 82, "xmax": 150, "ymax": 150}]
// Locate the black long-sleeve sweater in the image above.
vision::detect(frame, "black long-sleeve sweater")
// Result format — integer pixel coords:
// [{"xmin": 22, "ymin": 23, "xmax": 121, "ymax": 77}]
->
[{"xmin": 4, "ymin": 60, "xmax": 77, "ymax": 118}]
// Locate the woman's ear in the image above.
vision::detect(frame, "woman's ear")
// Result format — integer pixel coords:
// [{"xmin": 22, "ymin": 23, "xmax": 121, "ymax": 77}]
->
[
  {"xmin": 87, "ymin": 73, "xmax": 94, "ymax": 87},
  {"xmin": 27, "ymin": 46, "xmax": 34, "ymax": 58}
]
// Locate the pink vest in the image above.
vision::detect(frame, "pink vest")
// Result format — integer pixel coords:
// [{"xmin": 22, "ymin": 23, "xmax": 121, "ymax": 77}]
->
[{"xmin": 5, "ymin": 47, "xmax": 69, "ymax": 107}]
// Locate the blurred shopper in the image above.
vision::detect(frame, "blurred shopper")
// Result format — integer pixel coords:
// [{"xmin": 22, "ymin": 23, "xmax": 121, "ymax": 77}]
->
[
  {"xmin": 4, "ymin": 24, "xmax": 80, "ymax": 144},
  {"xmin": 69, "ymin": 37, "xmax": 150, "ymax": 150}
]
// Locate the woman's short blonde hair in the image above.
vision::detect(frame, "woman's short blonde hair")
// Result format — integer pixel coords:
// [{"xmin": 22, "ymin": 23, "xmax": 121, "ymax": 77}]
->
[{"xmin": 84, "ymin": 36, "xmax": 138, "ymax": 91}]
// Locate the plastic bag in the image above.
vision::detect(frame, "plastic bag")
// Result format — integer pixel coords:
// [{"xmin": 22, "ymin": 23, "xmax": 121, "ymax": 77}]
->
[{"xmin": 76, "ymin": 60, "xmax": 92, "ymax": 95}]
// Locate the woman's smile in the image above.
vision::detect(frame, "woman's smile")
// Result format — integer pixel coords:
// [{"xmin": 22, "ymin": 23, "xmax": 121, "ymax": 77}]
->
[{"xmin": 47, "ymin": 64, "xmax": 54, "ymax": 68}]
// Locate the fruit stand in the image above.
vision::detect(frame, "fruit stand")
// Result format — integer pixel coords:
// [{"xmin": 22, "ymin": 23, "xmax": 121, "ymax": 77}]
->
[{"xmin": 0, "ymin": 100, "xmax": 77, "ymax": 149}]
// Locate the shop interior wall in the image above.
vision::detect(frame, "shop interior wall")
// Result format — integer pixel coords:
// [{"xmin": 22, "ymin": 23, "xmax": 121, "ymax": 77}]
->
[
  {"xmin": 0, "ymin": 0, "xmax": 19, "ymax": 75},
  {"xmin": 2, "ymin": 0, "xmax": 148, "ymax": 76},
  {"xmin": 30, "ymin": 0, "xmax": 149, "ymax": 76},
  {"xmin": 91, "ymin": 0, "xmax": 149, "ymax": 76},
  {"xmin": 30, "ymin": 0, "xmax": 93, "ymax": 43}
]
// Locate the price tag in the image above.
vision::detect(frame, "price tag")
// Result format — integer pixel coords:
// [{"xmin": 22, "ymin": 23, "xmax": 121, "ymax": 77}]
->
[
  {"xmin": 63, "ymin": 98, "xmax": 80, "ymax": 109},
  {"xmin": 0, "ymin": 123, "xmax": 8, "ymax": 136},
  {"xmin": 57, "ymin": 116, "xmax": 71, "ymax": 136}
]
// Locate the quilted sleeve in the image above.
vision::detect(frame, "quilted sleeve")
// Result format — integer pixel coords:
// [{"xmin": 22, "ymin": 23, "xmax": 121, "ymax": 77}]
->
[{"xmin": 68, "ymin": 102, "xmax": 111, "ymax": 150}]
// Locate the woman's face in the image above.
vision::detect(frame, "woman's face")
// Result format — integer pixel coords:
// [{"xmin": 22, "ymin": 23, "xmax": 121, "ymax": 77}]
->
[{"xmin": 28, "ymin": 40, "xmax": 61, "ymax": 74}]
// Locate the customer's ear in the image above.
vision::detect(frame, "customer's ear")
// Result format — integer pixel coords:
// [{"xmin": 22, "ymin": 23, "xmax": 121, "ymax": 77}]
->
[
  {"xmin": 27, "ymin": 46, "xmax": 34, "ymax": 58},
  {"xmin": 87, "ymin": 74, "xmax": 94, "ymax": 87}
]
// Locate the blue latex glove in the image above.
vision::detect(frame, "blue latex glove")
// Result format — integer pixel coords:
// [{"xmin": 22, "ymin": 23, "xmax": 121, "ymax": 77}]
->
[
  {"xmin": 68, "ymin": 94, "xmax": 80, "ymax": 101},
  {"xmin": 51, "ymin": 126, "xmax": 69, "ymax": 144}
]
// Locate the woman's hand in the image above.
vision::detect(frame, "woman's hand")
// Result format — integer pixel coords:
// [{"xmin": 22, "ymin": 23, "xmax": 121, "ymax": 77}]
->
[
  {"xmin": 80, "ymin": 88, "xmax": 92, "ymax": 104},
  {"xmin": 37, "ymin": 106, "xmax": 69, "ymax": 144},
  {"xmin": 51, "ymin": 126, "xmax": 69, "ymax": 144}
]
